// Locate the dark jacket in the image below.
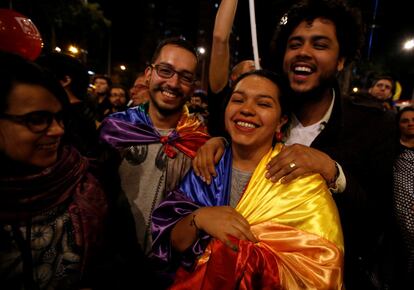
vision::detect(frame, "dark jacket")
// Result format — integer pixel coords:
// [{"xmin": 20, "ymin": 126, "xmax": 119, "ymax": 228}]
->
[{"xmin": 312, "ymin": 88, "xmax": 397, "ymax": 289}]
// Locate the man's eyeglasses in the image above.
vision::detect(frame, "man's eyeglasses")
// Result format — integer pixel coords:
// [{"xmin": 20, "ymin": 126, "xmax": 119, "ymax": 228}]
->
[
  {"xmin": 151, "ymin": 64, "xmax": 195, "ymax": 86},
  {"xmin": 131, "ymin": 84, "xmax": 148, "ymax": 91},
  {"xmin": 0, "ymin": 110, "xmax": 65, "ymax": 133}
]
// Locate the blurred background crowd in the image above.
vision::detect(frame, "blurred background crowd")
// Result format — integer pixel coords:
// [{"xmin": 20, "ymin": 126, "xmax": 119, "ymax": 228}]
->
[{"xmin": 1, "ymin": 0, "xmax": 414, "ymax": 109}]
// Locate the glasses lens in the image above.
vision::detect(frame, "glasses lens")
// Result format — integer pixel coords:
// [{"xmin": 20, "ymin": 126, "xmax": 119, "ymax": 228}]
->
[
  {"xmin": 25, "ymin": 111, "xmax": 52, "ymax": 132},
  {"xmin": 133, "ymin": 84, "xmax": 147, "ymax": 91},
  {"xmin": 26, "ymin": 111, "xmax": 65, "ymax": 133},
  {"xmin": 156, "ymin": 65, "xmax": 174, "ymax": 78},
  {"xmin": 154, "ymin": 64, "xmax": 194, "ymax": 85},
  {"xmin": 180, "ymin": 74, "xmax": 194, "ymax": 85},
  {"xmin": 55, "ymin": 111, "xmax": 65, "ymax": 127}
]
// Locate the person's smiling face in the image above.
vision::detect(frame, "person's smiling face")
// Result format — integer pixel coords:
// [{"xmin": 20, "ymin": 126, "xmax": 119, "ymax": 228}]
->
[
  {"xmin": 225, "ymin": 74, "xmax": 285, "ymax": 153},
  {"xmin": 0, "ymin": 83, "xmax": 64, "ymax": 168},
  {"xmin": 145, "ymin": 44, "xmax": 197, "ymax": 116},
  {"xmin": 283, "ymin": 18, "xmax": 345, "ymax": 95}
]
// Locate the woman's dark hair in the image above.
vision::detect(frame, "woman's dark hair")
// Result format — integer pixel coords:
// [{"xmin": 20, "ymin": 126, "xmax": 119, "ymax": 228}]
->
[
  {"xmin": 0, "ymin": 51, "xmax": 69, "ymax": 114},
  {"xmin": 268, "ymin": 0, "xmax": 364, "ymax": 73}
]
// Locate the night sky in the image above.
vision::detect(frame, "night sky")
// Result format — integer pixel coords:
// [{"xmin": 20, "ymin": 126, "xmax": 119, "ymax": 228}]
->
[
  {"xmin": 2, "ymin": 0, "xmax": 414, "ymax": 98},
  {"xmin": 100, "ymin": 0, "xmax": 414, "ymax": 98}
]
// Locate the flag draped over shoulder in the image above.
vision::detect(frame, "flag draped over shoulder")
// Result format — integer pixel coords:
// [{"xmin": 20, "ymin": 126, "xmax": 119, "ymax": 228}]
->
[
  {"xmin": 152, "ymin": 143, "xmax": 344, "ymax": 289},
  {"xmin": 99, "ymin": 104, "xmax": 209, "ymax": 158}
]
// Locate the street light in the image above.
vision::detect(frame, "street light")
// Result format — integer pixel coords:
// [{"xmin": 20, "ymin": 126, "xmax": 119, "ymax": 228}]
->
[
  {"xmin": 403, "ymin": 39, "xmax": 414, "ymax": 50},
  {"xmin": 197, "ymin": 46, "xmax": 207, "ymax": 90},
  {"xmin": 67, "ymin": 45, "xmax": 88, "ymax": 63},
  {"xmin": 402, "ymin": 38, "xmax": 414, "ymax": 103},
  {"xmin": 197, "ymin": 46, "xmax": 206, "ymax": 55},
  {"xmin": 68, "ymin": 45, "xmax": 79, "ymax": 55}
]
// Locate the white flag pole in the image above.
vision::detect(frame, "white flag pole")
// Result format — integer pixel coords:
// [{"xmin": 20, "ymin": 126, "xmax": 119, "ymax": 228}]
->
[{"xmin": 248, "ymin": 0, "xmax": 261, "ymax": 69}]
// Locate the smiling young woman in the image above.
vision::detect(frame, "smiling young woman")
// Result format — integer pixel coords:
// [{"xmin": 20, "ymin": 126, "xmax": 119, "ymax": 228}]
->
[{"xmin": 151, "ymin": 70, "xmax": 344, "ymax": 289}]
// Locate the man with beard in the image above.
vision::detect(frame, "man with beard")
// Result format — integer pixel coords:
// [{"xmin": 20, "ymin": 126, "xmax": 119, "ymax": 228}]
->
[
  {"xmin": 266, "ymin": 2, "xmax": 398, "ymax": 288},
  {"xmin": 108, "ymin": 85, "xmax": 128, "ymax": 113},
  {"xmin": 99, "ymin": 37, "xmax": 209, "ymax": 257},
  {"xmin": 192, "ymin": 0, "xmax": 397, "ymax": 289}
]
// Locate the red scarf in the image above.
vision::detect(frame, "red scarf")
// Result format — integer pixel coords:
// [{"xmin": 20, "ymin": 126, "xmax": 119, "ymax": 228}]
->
[{"xmin": 0, "ymin": 146, "xmax": 108, "ymax": 269}]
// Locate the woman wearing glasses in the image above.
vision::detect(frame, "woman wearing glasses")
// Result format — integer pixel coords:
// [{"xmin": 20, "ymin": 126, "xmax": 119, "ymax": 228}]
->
[{"xmin": 0, "ymin": 51, "xmax": 109, "ymax": 289}]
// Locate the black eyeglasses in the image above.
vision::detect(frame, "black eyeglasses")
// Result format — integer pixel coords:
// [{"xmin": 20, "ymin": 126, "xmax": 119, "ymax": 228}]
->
[
  {"xmin": 151, "ymin": 64, "xmax": 195, "ymax": 86},
  {"xmin": 0, "ymin": 110, "xmax": 65, "ymax": 133}
]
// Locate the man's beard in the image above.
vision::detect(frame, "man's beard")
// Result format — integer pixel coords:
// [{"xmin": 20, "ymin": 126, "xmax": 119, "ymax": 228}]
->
[
  {"xmin": 152, "ymin": 99, "xmax": 183, "ymax": 116},
  {"xmin": 289, "ymin": 74, "xmax": 337, "ymax": 108},
  {"xmin": 149, "ymin": 85, "xmax": 187, "ymax": 116}
]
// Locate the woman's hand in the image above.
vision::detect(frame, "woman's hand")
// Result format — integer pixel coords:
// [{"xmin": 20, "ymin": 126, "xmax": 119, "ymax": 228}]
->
[
  {"xmin": 195, "ymin": 206, "xmax": 258, "ymax": 251},
  {"xmin": 192, "ymin": 137, "xmax": 227, "ymax": 184}
]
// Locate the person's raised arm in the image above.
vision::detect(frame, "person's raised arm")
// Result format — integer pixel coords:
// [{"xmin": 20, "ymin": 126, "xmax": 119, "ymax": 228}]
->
[{"xmin": 209, "ymin": 0, "xmax": 238, "ymax": 93}]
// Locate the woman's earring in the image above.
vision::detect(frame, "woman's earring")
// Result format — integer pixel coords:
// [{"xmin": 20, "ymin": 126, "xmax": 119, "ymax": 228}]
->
[{"xmin": 275, "ymin": 131, "xmax": 283, "ymax": 142}]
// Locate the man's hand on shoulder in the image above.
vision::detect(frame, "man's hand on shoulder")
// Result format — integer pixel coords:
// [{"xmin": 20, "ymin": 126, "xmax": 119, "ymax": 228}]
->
[
  {"xmin": 265, "ymin": 144, "xmax": 337, "ymax": 185},
  {"xmin": 192, "ymin": 137, "xmax": 227, "ymax": 184}
]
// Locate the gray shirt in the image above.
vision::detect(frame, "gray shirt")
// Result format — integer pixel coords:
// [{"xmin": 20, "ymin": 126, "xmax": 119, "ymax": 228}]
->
[
  {"xmin": 119, "ymin": 129, "xmax": 192, "ymax": 254},
  {"xmin": 230, "ymin": 167, "xmax": 252, "ymax": 208}
]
